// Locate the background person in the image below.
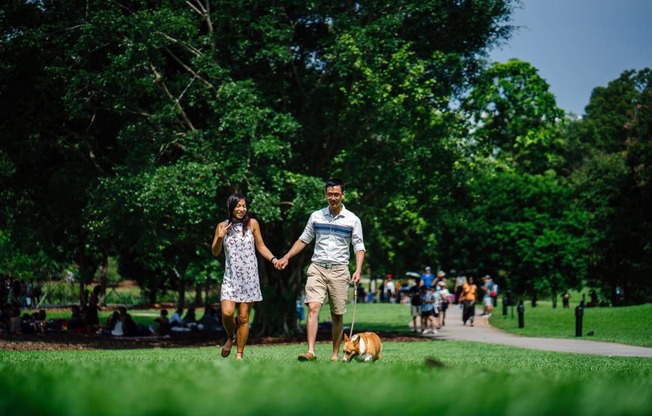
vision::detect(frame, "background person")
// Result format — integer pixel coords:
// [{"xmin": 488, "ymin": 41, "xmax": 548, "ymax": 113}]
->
[
  {"xmin": 453, "ymin": 272, "xmax": 467, "ymax": 305},
  {"xmin": 211, "ymin": 193, "xmax": 279, "ymax": 360},
  {"xmin": 459, "ymin": 276, "xmax": 478, "ymax": 326},
  {"xmin": 481, "ymin": 275, "xmax": 497, "ymax": 317},
  {"xmin": 420, "ymin": 266, "xmax": 435, "ymax": 289},
  {"xmin": 409, "ymin": 280, "xmax": 422, "ymax": 332}
]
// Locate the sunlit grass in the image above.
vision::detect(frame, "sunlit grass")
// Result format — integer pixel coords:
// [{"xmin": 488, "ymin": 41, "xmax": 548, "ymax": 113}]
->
[
  {"xmin": 40, "ymin": 298, "xmax": 652, "ymax": 347},
  {"xmin": 489, "ymin": 301, "xmax": 652, "ymax": 347},
  {"xmin": 1, "ymin": 342, "xmax": 650, "ymax": 416}
]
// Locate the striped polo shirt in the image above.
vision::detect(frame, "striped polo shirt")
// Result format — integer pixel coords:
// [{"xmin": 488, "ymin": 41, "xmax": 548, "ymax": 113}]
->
[{"xmin": 299, "ymin": 205, "xmax": 365, "ymax": 266}]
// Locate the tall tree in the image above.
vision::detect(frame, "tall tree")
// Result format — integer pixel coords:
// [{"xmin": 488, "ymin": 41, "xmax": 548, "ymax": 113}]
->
[
  {"xmin": 1, "ymin": 0, "xmax": 518, "ymax": 334},
  {"xmin": 462, "ymin": 59, "xmax": 565, "ymax": 174},
  {"xmin": 566, "ymin": 69, "xmax": 652, "ymax": 304}
]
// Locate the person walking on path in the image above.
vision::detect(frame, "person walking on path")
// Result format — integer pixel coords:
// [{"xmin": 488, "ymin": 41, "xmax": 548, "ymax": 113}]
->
[
  {"xmin": 277, "ymin": 178, "xmax": 366, "ymax": 362},
  {"xmin": 211, "ymin": 193, "xmax": 280, "ymax": 360},
  {"xmin": 459, "ymin": 276, "xmax": 478, "ymax": 326},
  {"xmin": 409, "ymin": 281, "xmax": 422, "ymax": 332},
  {"xmin": 453, "ymin": 272, "xmax": 467, "ymax": 305},
  {"xmin": 420, "ymin": 266, "xmax": 435, "ymax": 289},
  {"xmin": 481, "ymin": 275, "xmax": 497, "ymax": 317}
]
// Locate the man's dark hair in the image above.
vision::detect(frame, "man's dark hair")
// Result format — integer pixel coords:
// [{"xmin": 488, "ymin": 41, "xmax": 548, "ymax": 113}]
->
[{"xmin": 325, "ymin": 178, "xmax": 345, "ymax": 192}]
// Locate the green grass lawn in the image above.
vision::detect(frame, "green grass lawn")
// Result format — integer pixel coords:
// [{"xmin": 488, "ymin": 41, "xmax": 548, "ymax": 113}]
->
[
  {"xmin": 42, "ymin": 299, "xmax": 652, "ymax": 348},
  {"xmin": 1, "ymin": 341, "xmax": 651, "ymax": 416},
  {"xmin": 3, "ymin": 301, "xmax": 652, "ymax": 415},
  {"xmin": 487, "ymin": 301, "xmax": 652, "ymax": 347}
]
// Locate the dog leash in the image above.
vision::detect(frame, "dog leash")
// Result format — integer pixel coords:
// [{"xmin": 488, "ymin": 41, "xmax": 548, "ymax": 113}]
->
[{"xmin": 349, "ymin": 283, "xmax": 358, "ymax": 338}]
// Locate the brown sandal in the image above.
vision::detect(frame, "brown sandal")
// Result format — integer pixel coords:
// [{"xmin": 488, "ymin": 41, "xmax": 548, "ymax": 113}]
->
[
  {"xmin": 220, "ymin": 337, "xmax": 235, "ymax": 358},
  {"xmin": 235, "ymin": 351, "xmax": 244, "ymax": 360}
]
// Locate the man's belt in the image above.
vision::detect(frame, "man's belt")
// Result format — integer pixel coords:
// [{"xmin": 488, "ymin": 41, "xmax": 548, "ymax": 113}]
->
[{"xmin": 313, "ymin": 262, "xmax": 348, "ymax": 270}]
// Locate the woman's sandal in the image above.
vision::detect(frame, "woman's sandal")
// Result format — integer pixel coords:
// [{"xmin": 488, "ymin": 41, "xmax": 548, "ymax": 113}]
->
[
  {"xmin": 235, "ymin": 351, "xmax": 244, "ymax": 360},
  {"xmin": 220, "ymin": 337, "xmax": 235, "ymax": 358}
]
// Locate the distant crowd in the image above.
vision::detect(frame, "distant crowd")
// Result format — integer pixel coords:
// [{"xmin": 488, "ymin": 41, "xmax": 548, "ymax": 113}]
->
[{"xmin": 1, "ymin": 278, "xmax": 45, "ymax": 310}]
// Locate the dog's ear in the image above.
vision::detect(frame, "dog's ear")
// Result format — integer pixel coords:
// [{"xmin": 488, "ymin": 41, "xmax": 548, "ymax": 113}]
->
[{"xmin": 344, "ymin": 334, "xmax": 350, "ymax": 342}]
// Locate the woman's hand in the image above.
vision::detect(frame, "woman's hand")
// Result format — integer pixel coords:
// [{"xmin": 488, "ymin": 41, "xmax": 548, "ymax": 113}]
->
[{"xmin": 216, "ymin": 221, "xmax": 232, "ymax": 238}]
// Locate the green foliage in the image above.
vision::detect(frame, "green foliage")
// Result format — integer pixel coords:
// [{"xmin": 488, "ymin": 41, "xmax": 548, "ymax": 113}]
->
[
  {"xmin": 463, "ymin": 59, "xmax": 565, "ymax": 173},
  {"xmin": 564, "ymin": 69, "xmax": 652, "ymax": 304},
  {"xmin": 440, "ymin": 171, "xmax": 590, "ymax": 297}
]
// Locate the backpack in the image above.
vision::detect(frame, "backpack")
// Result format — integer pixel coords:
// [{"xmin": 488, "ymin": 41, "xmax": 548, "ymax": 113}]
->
[{"xmin": 490, "ymin": 283, "xmax": 499, "ymax": 297}]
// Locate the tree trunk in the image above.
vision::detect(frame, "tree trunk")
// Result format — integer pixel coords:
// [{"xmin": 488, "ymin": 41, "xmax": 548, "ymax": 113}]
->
[
  {"xmin": 178, "ymin": 280, "xmax": 186, "ymax": 308},
  {"xmin": 252, "ymin": 252, "xmax": 307, "ymax": 336},
  {"xmin": 203, "ymin": 278, "xmax": 211, "ymax": 307},
  {"xmin": 99, "ymin": 255, "xmax": 109, "ymax": 306},
  {"xmin": 195, "ymin": 284, "xmax": 203, "ymax": 307}
]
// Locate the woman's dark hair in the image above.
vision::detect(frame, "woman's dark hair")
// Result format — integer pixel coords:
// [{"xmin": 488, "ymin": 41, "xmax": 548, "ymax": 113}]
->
[{"xmin": 226, "ymin": 193, "xmax": 250, "ymax": 235}]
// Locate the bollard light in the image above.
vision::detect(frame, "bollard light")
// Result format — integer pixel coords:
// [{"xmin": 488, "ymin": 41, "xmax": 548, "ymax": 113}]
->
[{"xmin": 575, "ymin": 301, "xmax": 584, "ymax": 337}]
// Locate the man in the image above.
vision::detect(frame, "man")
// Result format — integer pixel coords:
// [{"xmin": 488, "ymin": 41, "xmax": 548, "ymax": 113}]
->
[
  {"xmin": 481, "ymin": 275, "xmax": 497, "ymax": 317},
  {"xmin": 384, "ymin": 274, "xmax": 395, "ymax": 303},
  {"xmin": 277, "ymin": 178, "xmax": 365, "ymax": 362},
  {"xmin": 408, "ymin": 280, "xmax": 422, "ymax": 332},
  {"xmin": 420, "ymin": 266, "xmax": 435, "ymax": 289}
]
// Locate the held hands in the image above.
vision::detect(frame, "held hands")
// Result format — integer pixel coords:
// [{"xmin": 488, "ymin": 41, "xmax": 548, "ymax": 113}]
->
[
  {"xmin": 274, "ymin": 256, "xmax": 289, "ymax": 270},
  {"xmin": 271, "ymin": 258, "xmax": 280, "ymax": 269}
]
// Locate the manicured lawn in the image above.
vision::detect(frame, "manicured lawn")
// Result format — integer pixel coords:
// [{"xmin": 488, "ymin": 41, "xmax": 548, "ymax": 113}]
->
[
  {"xmin": 41, "ymin": 298, "xmax": 652, "ymax": 347},
  {"xmin": 1, "ymin": 341, "xmax": 651, "ymax": 416},
  {"xmin": 488, "ymin": 301, "xmax": 652, "ymax": 347},
  {"xmin": 3, "ymin": 301, "xmax": 652, "ymax": 415}
]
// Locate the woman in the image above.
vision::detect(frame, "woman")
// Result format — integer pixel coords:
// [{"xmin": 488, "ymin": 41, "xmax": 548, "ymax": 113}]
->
[
  {"xmin": 211, "ymin": 194, "xmax": 279, "ymax": 360},
  {"xmin": 459, "ymin": 276, "xmax": 477, "ymax": 327}
]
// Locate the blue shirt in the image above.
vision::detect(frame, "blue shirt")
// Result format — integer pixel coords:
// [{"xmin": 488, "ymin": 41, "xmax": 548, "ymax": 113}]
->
[
  {"xmin": 421, "ymin": 272, "xmax": 435, "ymax": 289},
  {"xmin": 421, "ymin": 291, "xmax": 436, "ymax": 312},
  {"xmin": 299, "ymin": 205, "xmax": 365, "ymax": 265}
]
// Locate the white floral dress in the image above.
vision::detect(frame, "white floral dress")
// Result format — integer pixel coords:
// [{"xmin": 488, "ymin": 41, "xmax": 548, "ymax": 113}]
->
[{"xmin": 221, "ymin": 222, "xmax": 263, "ymax": 303}]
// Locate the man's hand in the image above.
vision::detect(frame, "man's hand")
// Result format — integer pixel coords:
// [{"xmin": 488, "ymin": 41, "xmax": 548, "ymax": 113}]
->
[{"xmin": 276, "ymin": 256, "xmax": 289, "ymax": 270}]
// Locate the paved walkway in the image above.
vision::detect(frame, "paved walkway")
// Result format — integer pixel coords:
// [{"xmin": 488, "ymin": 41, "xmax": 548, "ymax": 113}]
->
[{"xmin": 421, "ymin": 304, "xmax": 652, "ymax": 358}]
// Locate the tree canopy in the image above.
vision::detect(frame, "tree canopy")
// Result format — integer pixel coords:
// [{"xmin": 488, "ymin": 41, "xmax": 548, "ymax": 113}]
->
[{"xmin": 2, "ymin": 1, "xmax": 651, "ymax": 336}]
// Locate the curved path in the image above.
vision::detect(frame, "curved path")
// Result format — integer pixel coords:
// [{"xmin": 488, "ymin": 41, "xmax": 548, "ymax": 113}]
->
[{"xmin": 427, "ymin": 304, "xmax": 652, "ymax": 358}]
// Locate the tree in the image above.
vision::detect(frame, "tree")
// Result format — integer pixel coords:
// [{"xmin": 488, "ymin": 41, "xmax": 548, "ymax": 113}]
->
[
  {"xmin": 462, "ymin": 59, "xmax": 565, "ymax": 174},
  {"xmin": 1, "ymin": 0, "xmax": 519, "ymax": 334},
  {"xmin": 440, "ymin": 171, "xmax": 590, "ymax": 305},
  {"xmin": 566, "ymin": 69, "xmax": 652, "ymax": 304}
]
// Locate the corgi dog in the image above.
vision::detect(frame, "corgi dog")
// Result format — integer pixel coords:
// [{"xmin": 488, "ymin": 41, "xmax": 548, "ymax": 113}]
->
[{"xmin": 342, "ymin": 332, "xmax": 382, "ymax": 363}]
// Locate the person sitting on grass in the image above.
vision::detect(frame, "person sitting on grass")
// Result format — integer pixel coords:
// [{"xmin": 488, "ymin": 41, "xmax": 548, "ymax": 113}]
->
[
  {"xmin": 198, "ymin": 305, "xmax": 222, "ymax": 332},
  {"xmin": 169, "ymin": 307, "xmax": 185, "ymax": 329},
  {"xmin": 100, "ymin": 311, "xmax": 124, "ymax": 336},
  {"xmin": 67, "ymin": 305, "xmax": 84, "ymax": 333},
  {"xmin": 150, "ymin": 309, "xmax": 171, "ymax": 336},
  {"xmin": 118, "ymin": 306, "xmax": 141, "ymax": 336}
]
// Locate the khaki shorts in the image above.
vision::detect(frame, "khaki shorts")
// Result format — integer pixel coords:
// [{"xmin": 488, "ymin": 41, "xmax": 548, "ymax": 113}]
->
[{"xmin": 304, "ymin": 263, "xmax": 350, "ymax": 315}]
